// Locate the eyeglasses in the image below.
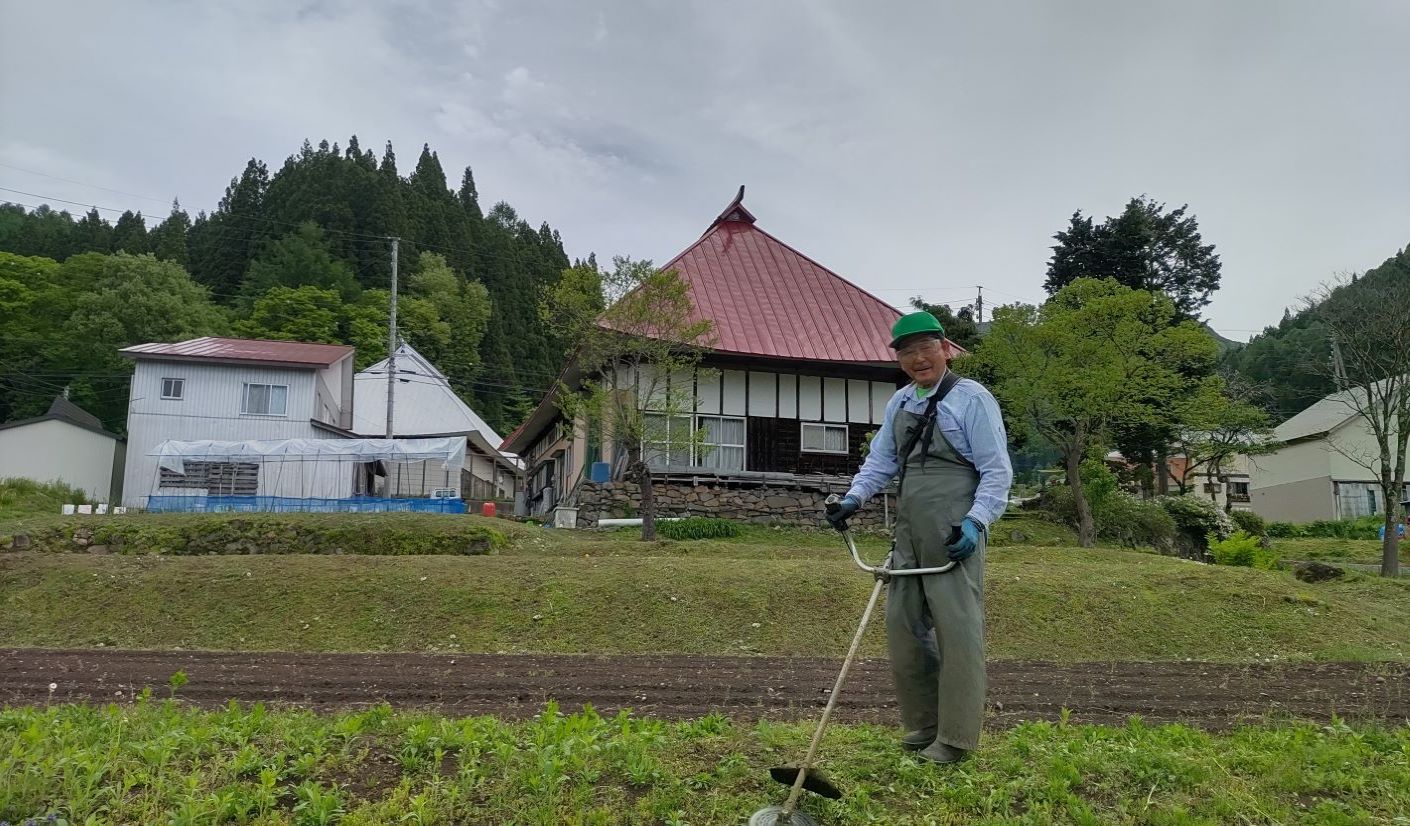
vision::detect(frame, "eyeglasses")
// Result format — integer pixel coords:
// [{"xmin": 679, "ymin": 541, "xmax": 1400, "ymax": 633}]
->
[{"xmin": 896, "ymin": 339, "xmax": 943, "ymax": 361}]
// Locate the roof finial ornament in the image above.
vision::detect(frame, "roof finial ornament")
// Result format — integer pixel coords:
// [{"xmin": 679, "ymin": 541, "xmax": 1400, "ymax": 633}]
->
[{"xmin": 706, "ymin": 185, "xmax": 757, "ymax": 232}]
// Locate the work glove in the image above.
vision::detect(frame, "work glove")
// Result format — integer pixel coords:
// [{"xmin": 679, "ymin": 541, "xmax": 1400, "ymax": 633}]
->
[
  {"xmin": 946, "ymin": 517, "xmax": 984, "ymax": 561},
  {"xmin": 825, "ymin": 495, "xmax": 861, "ymax": 532}
]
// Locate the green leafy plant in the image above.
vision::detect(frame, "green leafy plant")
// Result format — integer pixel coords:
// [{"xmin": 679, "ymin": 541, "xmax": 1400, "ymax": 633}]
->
[
  {"xmin": 1228, "ymin": 509, "xmax": 1267, "ymax": 537},
  {"xmin": 1274, "ymin": 516, "xmax": 1383, "ymax": 539},
  {"xmin": 167, "ymin": 670, "xmax": 188, "ymax": 697},
  {"xmin": 292, "ymin": 781, "xmax": 344, "ymax": 825},
  {"xmin": 657, "ymin": 518, "xmax": 741, "ymax": 541},
  {"xmin": 1039, "ymin": 485, "xmax": 1175, "ymax": 550},
  {"xmin": 1208, "ymin": 531, "xmax": 1279, "ymax": 570},
  {"xmin": 1158, "ymin": 494, "xmax": 1236, "ymax": 556}
]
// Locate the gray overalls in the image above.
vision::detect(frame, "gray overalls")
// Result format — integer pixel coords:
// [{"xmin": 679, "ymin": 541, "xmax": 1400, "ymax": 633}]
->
[{"xmin": 887, "ymin": 386, "xmax": 986, "ymax": 751}]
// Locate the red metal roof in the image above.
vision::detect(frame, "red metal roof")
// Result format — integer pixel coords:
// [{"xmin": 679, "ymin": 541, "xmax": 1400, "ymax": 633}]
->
[
  {"xmin": 120, "ymin": 337, "xmax": 354, "ymax": 367},
  {"xmin": 643, "ymin": 187, "xmax": 907, "ymax": 364}
]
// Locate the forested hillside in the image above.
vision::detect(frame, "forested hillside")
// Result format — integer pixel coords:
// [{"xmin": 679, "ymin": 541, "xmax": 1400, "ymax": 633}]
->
[
  {"xmin": 0, "ymin": 137, "xmax": 584, "ymax": 435},
  {"xmin": 1222, "ymin": 245, "xmax": 1409, "ymax": 421}
]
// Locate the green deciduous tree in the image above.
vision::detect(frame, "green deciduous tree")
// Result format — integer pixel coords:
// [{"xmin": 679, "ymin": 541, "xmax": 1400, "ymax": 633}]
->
[
  {"xmin": 1169, "ymin": 377, "xmax": 1276, "ymax": 505},
  {"xmin": 970, "ymin": 277, "xmax": 1219, "ymax": 547},
  {"xmin": 543, "ymin": 257, "xmax": 713, "ymax": 540},
  {"xmin": 58, "ymin": 253, "xmax": 226, "ymax": 429},
  {"xmin": 243, "ymin": 222, "xmax": 360, "ymax": 303},
  {"xmin": 233, "ymin": 286, "xmax": 343, "ymax": 343},
  {"xmin": 0, "ymin": 252, "xmax": 64, "ymax": 423}
]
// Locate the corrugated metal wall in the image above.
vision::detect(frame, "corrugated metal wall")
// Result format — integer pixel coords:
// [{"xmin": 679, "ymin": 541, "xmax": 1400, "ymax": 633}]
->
[{"xmin": 122, "ymin": 361, "xmax": 345, "ymax": 507}]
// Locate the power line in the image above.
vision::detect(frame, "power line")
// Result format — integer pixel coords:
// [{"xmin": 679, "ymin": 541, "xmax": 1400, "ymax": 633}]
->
[{"xmin": 0, "ymin": 162, "xmax": 172, "ymax": 204}]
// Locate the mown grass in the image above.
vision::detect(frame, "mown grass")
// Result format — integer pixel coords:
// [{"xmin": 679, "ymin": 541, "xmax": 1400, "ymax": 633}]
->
[
  {"xmin": 3, "ymin": 543, "xmax": 1406, "ymax": 662},
  {"xmin": 1, "ymin": 700, "xmax": 1406, "ymax": 825},
  {"xmin": 1273, "ymin": 537, "xmax": 1407, "ymax": 568}
]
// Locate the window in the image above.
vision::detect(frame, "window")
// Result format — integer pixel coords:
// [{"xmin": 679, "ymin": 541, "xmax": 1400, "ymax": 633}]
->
[
  {"xmin": 801, "ymin": 422, "xmax": 849, "ymax": 455},
  {"xmin": 643, "ymin": 413, "xmax": 693, "ymax": 469},
  {"xmin": 1228, "ymin": 481, "xmax": 1250, "ymax": 503},
  {"xmin": 643, "ymin": 413, "xmax": 746, "ymax": 471},
  {"xmin": 161, "ymin": 378, "xmax": 184, "ymax": 400},
  {"xmin": 697, "ymin": 415, "xmax": 745, "ymax": 471},
  {"xmin": 241, "ymin": 383, "xmax": 288, "ymax": 416}
]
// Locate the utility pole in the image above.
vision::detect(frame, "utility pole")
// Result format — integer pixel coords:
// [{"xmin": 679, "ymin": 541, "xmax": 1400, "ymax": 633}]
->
[
  {"xmin": 975, "ymin": 286, "xmax": 984, "ymax": 324},
  {"xmin": 1330, "ymin": 334, "xmax": 1348, "ymax": 390},
  {"xmin": 385, "ymin": 236, "xmax": 399, "ymax": 439}
]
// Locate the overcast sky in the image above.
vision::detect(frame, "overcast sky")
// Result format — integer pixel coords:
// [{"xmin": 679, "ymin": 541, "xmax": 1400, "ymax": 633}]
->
[{"xmin": 2, "ymin": 1, "xmax": 1406, "ymax": 340}]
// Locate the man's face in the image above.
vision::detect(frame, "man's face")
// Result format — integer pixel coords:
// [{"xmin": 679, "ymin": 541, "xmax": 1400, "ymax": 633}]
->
[{"xmin": 896, "ymin": 336, "xmax": 945, "ymax": 387}]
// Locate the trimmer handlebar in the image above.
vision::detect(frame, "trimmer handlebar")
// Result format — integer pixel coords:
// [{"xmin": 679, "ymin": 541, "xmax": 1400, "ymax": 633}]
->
[{"xmin": 825, "ymin": 494, "xmax": 957, "ymax": 577}]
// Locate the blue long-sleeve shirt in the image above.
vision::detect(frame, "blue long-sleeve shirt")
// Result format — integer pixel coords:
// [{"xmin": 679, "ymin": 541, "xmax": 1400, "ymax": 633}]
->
[{"xmin": 845, "ymin": 376, "xmax": 1014, "ymax": 528}]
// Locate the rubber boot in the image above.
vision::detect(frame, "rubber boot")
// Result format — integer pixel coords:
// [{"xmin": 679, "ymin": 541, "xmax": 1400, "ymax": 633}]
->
[{"xmin": 900, "ymin": 727, "xmax": 937, "ymax": 751}]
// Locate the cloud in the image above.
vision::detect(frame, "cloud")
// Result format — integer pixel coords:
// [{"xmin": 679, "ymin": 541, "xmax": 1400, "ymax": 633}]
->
[{"xmin": 0, "ymin": 0, "xmax": 1406, "ymax": 337}]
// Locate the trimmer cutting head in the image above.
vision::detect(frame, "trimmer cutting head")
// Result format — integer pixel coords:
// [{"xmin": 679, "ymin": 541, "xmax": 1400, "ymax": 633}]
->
[{"xmin": 748, "ymin": 805, "xmax": 822, "ymax": 826}]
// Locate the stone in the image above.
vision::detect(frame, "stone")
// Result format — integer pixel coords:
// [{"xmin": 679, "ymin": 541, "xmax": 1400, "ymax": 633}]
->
[
  {"xmin": 1009, "ymin": 530, "xmax": 1028, "ymax": 543},
  {"xmin": 11, "ymin": 534, "xmax": 29, "ymax": 550},
  {"xmin": 72, "ymin": 535, "xmax": 90, "ymax": 547},
  {"xmin": 1294, "ymin": 561, "xmax": 1344, "ymax": 583},
  {"xmin": 87, "ymin": 545, "xmax": 110, "ymax": 555}
]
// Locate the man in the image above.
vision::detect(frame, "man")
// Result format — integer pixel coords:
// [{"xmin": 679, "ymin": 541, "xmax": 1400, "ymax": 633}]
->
[{"xmin": 826, "ymin": 310, "xmax": 1012, "ymax": 764}]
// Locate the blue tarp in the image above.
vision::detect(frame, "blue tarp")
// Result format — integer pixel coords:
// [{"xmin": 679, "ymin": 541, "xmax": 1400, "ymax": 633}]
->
[{"xmin": 145, "ymin": 495, "xmax": 467, "ymax": 514}]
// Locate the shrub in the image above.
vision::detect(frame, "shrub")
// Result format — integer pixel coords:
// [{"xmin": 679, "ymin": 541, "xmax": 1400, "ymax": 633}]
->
[
  {"xmin": 657, "ymin": 518, "xmax": 741, "ymax": 540},
  {"xmin": 1095, "ymin": 492, "xmax": 1177, "ymax": 550},
  {"xmin": 1158, "ymin": 494, "xmax": 1236, "ymax": 540},
  {"xmin": 1228, "ymin": 509, "xmax": 1267, "ymax": 537},
  {"xmin": 1037, "ymin": 485, "xmax": 1175, "ymax": 550},
  {"xmin": 1264, "ymin": 516, "xmax": 1382, "ymax": 539},
  {"xmin": 1208, "ymin": 530, "xmax": 1279, "ymax": 570}
]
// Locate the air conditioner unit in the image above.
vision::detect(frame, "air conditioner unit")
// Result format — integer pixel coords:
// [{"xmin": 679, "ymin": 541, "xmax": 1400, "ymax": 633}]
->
[{"xmin": 430, "ymin": 488, "xmax": 459, "ymax": 499}]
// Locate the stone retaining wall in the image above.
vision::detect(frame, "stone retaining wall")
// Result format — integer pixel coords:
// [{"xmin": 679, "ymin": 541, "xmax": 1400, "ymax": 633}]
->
[{"xmin": 573, "ymin": 480, "xmax": 895, "ymax": 529}]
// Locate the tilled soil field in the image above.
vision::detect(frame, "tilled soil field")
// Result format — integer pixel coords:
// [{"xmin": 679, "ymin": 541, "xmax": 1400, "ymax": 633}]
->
[{"xmin": 3, "ymin": 649, "xmax": 1406, "ymax": 730}]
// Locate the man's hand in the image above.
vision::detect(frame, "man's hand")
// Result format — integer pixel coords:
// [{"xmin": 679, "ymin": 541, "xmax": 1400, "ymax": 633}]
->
[
  {"xmin": 825, "ymin": 495, "xmax": 861, "ymax": 532},
  {"xmin": 947, "ymin": 517, "xmax": 984, "ymax": 561}
]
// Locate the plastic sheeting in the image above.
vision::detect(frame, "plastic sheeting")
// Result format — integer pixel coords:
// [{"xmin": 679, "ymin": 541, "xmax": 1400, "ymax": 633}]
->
[
  {"xmin": 145, "ymin": 495, "xmax": 467, "ymax": 514},
  {"xmin": 151, "ymin": 437, "xmax": 466, "ymax": 475}
]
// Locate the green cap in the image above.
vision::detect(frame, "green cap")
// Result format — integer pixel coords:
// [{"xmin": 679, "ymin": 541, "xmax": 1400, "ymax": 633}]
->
[{"xmin": 890, "ymin": 311, "xmax": 945, "ymax": 349}]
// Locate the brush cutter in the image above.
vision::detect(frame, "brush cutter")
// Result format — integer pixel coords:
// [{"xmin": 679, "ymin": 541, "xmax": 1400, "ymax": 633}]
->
[{"xmin": 749, "ymin": 495, "xmax": 960, "ymax": 826}]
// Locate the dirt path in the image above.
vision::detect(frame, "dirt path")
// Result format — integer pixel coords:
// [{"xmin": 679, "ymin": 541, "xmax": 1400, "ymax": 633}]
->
[{"xmin": 3, "ymin": 649, "xmax": 1406, "ymax": 730}]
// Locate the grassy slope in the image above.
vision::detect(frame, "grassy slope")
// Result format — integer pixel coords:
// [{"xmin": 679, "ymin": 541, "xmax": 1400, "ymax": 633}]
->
[
  {"xmin": 2, "ymin": 702, "xmax": 1406, "ymax": 825},
  {"xmin": 0, "ymin": 477, "xmax": 93, "ymax": 522},
  {"xmin": 1274, "ymin": 537, "xmax": 1407, "ymax": 568},
  {"xmin": 3, "ymin": 516, "xmax": 1407, "ymax": 661}
]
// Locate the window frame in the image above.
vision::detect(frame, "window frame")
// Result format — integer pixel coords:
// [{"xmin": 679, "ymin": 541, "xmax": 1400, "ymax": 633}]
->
[
  {"xmin": 240, "ymin": 382, "xmax": 289, "ymax": 417},
  {"xmin": 160, "ymin": 377, "xmax": 185, "ymax": 400},
  {"xmin": 800, "ymin": 421, "xmax": 850, "ymax": 455},
  {"xmin": 642, "ymin": 412, "xmax": 747, "ymax": 471},
  {"xmin": 695, "ymin": 414, "xmax": 746, "ymax": 471}
]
